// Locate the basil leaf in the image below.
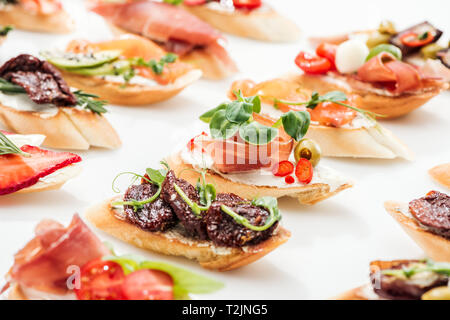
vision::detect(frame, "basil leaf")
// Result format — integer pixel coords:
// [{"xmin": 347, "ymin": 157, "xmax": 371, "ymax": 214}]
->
[
  {"xmin": 225, "ymin": 100, "xmax": 253, "ymax": 124},
  {"xmin": 319, "ymin": 91, "xmax": 347, "ymax": 103},
  {"xmin": 281, "ymin": 110, "xmax": 310, "ymax": 141},
  {"xmin": 209, "ymin": 109, "xmax": 239, "ymax": 139},
  {"xmin": 239, "ymin": 122, "xmax": 278, "ymax": 145},
  {"xmin": 199, "ymin": 103, "xmax": 227, "ymax": 123},
  {"xmin": 145, "ymin": 167, "xmax": 166, "ymax": 186}
]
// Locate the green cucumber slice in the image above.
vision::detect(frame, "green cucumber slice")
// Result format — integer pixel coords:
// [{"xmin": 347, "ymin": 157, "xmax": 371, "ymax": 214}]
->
[
  {"xmin": 68, "ymin": 60, "xmax": 131, "ymax": 76},
  {"xmin": 41, "ymin": 50, "xmax": 122, "ymax": 69},
  {"xmin": 365, "ymin": 44, "xmax": 402, "ymax": 61}
]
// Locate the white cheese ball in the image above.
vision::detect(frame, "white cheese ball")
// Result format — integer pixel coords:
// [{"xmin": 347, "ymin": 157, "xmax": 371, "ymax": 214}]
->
[{"xmin": 335, "ymin": 39, "xmax": 369, "ymax": 74}]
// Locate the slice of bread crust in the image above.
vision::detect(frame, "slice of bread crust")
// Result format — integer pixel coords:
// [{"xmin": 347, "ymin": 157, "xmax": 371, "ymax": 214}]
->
[
  {"xmin": 333, "ymin": 285, "xmax": 372, "ymax": 300},
  {"xmin": 0, "ymin": 5, "xmax": 74, "ymax": 34},
  {"xmin": 167, "ymin": 152, "xmax": 352, "ymax": 205},
  {"xmin": 288, "ymin": 74, "xmax": 448, "ymax": 119},
  {"xmin": 182, "ymin": 4, "xmax": 300, "ymax": 42},
  {"xmin": 385, "ymin": 201, "xmax": 450, "ymax": 262},
  {"xmin": 60, "ymin": 69, "xmax": 202, "ymax": 106},
  {"xmin": 85, "ymin": 197, "xmax": 291, "ymax": 271},
  {"xmin": 7, "ymin": 284, "xmax": 27, "ymax": 300},
  {"xmin": 429, "ymin": 163, "xmax": 450, "ymax": 189},
  {"xmin": 0, "ymin": 104, "xmax": 121, "ymax": 150}
]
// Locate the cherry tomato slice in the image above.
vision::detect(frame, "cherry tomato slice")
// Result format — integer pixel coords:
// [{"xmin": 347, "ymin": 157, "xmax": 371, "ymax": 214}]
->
[
  {"xmin": 233, "ymin": 0, "xmax": 262, "ymax": 9},
  {"xmin": 400, "ymin": 31, "xmax": 434, "ymax": 47},
  {"xmin": 272, "ymin": 160, "xmax": 294, "ymax": 177},
  {"xmin": 122, "ymin": 269, "xmax": 174, "ymax": 300},
  {"xmin": 284, "ymin": 175, "xmax": 295, "ymax": 184},
  {"xmin": 295, "ymin": 158, "xmax": 313, "ymax": 184},
  {"xmin": 295, "ymin": 51, "xmax": 332, "ymax": 75},
  {"xmin": 316, "ymin": 43, "xmax": 338, "ymax": 69},
  {"xmin": 75, "ymin": 259, "xmax": 126, "ymax": 300},
  {"xmin": 183, "ymin": 0, "xmax": 207, "ymax": 5}
]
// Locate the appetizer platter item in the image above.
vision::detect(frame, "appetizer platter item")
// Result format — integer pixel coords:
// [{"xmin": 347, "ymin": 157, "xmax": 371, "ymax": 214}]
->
[
  {"xmin": 336, "ymin": 259, "xmax": 450, "ymax": 300},
  {"xmin": 0, "ymin": 131, "xmax": 82, "ymax": 196},
  {"xmin": 42, "ymin": 34, "xmax": 203, "ymax": 105},
  {"xmin": 181, "ymin": 0, "xmax": 300, "ymax": 42},
  {"xmin": 90, "ymin": 0, "xmax": 238, "ymax": 80},
  {"xmin": 0, "ymin": 54, "xmax": 121, "ymax": 150},
  {"xmin": 0, "ymin": 0, "xmax": 74, "ymax": 33},
  {"xmin": 290, "ymin": 24, "xmax": 449, "ymax": 118},
  {"xmin": 429, "ymin": 163, "xmax": 450, "ymax": 189},
  {"xmin": 2, "ymin": 214, "xmax": 223, "ymax": 300},
  {"xmin": 228, "ymin": 78, "xmax": 413, "ymax": 160},
  {"xmin": 0, "ymin": 25, "xmax": 12, "ymax": 45},
  {"xmin": 85, "ymin": 162, "xmax": 291, "ymax": 271},
  {"xmin": 167, "ymin": 92, "xmax": 353, "ymax": 204},
  {"xmin": 385, "ymin": 191, "xmax": 450, "ymax": 262}
]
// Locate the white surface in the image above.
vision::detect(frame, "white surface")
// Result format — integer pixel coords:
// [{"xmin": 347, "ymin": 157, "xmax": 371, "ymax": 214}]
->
[{"xmin": 0, "ymin": 0, "xmax": 449, "ymax": 300}]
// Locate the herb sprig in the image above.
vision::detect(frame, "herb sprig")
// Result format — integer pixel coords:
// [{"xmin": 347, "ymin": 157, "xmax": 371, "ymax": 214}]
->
[
  {"xmin": 0, "ymin": 25, "xmax": 12, "ymax": 37},
  {"xmin": 0, "ymin": 131, "xmax": 30, "ymax": 157},
  {"xmin": 381, "ymin": 259, "xmax": 450, "ymax": 279},
  {"xmin": 131, "ymin": 53, "xmax": 178, "ymax": 75}
]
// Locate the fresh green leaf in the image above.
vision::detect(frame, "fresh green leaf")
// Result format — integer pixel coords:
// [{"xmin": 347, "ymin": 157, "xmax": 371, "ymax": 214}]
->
[
  {"xmin": 245, "ymin": 95, "xmax": 261, "ymax": 113},
  {"xmin": 209, "ymin": 109, "xmax": 240, "ymax": 139},
  {"xmin": 145, "ymin": 168, "xmax": 166, "ymax": 187},
  {"xmin": 225, "ymin": 100, "xmax": 253, "ymax": 124},
  {"xmin": 199, "ymin": 103, "xmax": 227, "ymax": 123},
  {"xmin": 163, "ymin": 0, "xmax": 183, "ymax": 5},
  {"xmin": 0, "ymin": 25, "xmax": 12, "ymax": 37},
  {"xmin": 196, "ymin": 175, "xmax": 216, "ymax": 207},
  {"xmin": 132, "ymin": 53, "xmax": 178, "ymax": 75},
  {"xmin": 319, "ymin": 90, "xmax": 347, "ymax": 103},
  {"xmin": 238, "ymin": 121, "xmax": 278, "ymax": 145},
  {"xmin": 280, "ymin": 110, "xmax": 310, "ymax": 141},
  {"xmin": 0, "ymin": 131, "xmax": 30, "ymax": 157}
]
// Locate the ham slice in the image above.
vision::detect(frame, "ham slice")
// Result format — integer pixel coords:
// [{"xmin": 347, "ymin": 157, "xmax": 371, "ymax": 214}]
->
[
  {"xmin": 10, "ymin": 215, "xmax": 109, "ymax": 295},
  {"xmin": 357, "ymin": 52, "xmax": 421, "ymax": 94}
]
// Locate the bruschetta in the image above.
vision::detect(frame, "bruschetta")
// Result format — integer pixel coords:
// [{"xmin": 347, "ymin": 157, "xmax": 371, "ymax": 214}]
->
[
  {"xmin": 85, "ymin": 162, "xmax": 291, "ymax": 271},
  {"xmin": 429, "ymin": 163, "xmax": 450, "ymax": 189},
  {"xmin": 90, "ymin": 0, "xmax": 238, "ymax": 80},
  {"xmin": 2, "ymin": 214, "xmax": 223, "ymax": 300},
  {"xmin": 42, "ymin": 34, "xmax": 202, "ymax": 105},
  {"xmin": 0, "ymin": 130, "xmax": 82, "ymax": 196},
  {"xmin": 385, "ymin": 191, "xmax": 450, "ymax": 262},
  {"xmin": 228, "ymin": 78, "xmax": 413, "ymax": 160},
  {"xmin": 167, "ymin": 92, "xmax": 353, "ymax": 204},
  {"xmin": 335, "ymin": 259, "xmax": 450, "ymax": 300},
  {"xmin": 181, "ymin": 0, "xmax": 300, "ymax": 42},
  {"xmin": 0, "ymin": 54, "xmax": 121, "ymax": 150},
  {"xmin": 0, "ymin": 0, "xmax": 74, "ymax": 33}
]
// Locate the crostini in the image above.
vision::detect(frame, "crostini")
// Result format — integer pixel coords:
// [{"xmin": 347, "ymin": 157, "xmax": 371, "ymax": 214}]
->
[
  {"xmin": 228, "ymin": 78, "xmax": 413, "ymax": 160},
  {"xmin": 42, "ymin": 34, "xmax": 202, "ymax": 105},
  {"xmin": 89, "ymin": 0, "xmax": 238, "ymax": 80},
  {"xmin": 0, "ymin": 130, "xmax": 81, "ymax": 196},
  {"xmin": 0, "ymin": 25, "xmax": 12, "ymax": 45},
  {"xmin": 0, "ymin": 0, "xmax": 74, "ymax": 33},
  {"xmin": 335, "ymin": 259, "xmax": 450, "ymax": 300},
  {"xmin": 0, "ymin": 54, "xmax": 121, "ymax": 150},
  {"xmin": 429, "ymin": 163, "xmax": 450, "ymax": 189},
  {"xmin": 385, "ymin": 191, "xmax": 450, "ymax": 262},
  {"xmin": 85, "ymin": 162, "xmax": 291, "ymax": 271},
  {"xmin": 292, "ymin": 26, "xmax": 449, "ymax": 118},
  {"xmin": 181, "ymin": 0, "xmax": 300, "ymax": 42},
  {"xmin": 2, "ymin": 214, "xmax": 223, "ymax": 300},
  {"xmin": 167, "ymin": 92, "xmax": 352, "ymax": 204}
]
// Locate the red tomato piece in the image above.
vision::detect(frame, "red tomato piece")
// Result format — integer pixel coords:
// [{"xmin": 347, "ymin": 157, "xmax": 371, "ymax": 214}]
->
[
  {"xmin": 295, "ymin": 159, "xmax": 313, "ymax": 184},
  {"xmin": 400, "ymin": 31, "xmax": 434, "ymax": 47},
  {"xmin": 233, "ymin": 0, "xmax": 262, "ymax": 9},
  {"xmin": 122, "ymin": 269, "xmax": 174, "ymax": 300},
  {"xmin": 295, "ymin": 51, "xmax": 332, "ymax": 74},
  {"xmin": 316, "ymin": 43, "xmax": 337, "ymax": 69},
  {"xmin": 183, "ymin": 0, "xmax": 207, "ymax": 5},
  {"xmin": 75, "ymin": 259, "xmax": 126, "ymax": 300},
  {"xmin": 284, "ymin": 175, "xmax": 295, "ymax": 184},
  {"xmin": 272, "ymin": 160, "xmax": 294, "ymax": 177}
]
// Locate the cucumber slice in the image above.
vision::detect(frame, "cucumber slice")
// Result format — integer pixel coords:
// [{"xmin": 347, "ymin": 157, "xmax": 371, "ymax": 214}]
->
[
  {"xmin": 41, "ymin": 50, "xmax": 122, "ymax": 69},
  {"xmin": 68, "ymin": 60, "xmax": 131, "ymax": 76}
]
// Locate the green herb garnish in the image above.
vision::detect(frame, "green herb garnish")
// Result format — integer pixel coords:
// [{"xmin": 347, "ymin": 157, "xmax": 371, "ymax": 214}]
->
[
  {"xmin": 131, "ymin": 53, "xmax": 178, "ymax": 75},
  {"xmin": 418, "ymin": 31, "xmax": 429, "ymax": 41},
  {"xmin": 0, "ymin": 25, "xmax": 12, "ymax": 37},
  {"xmin": 163, "ymin": 0, "xmax": 184, "ymax": 5},
  {"xmin": 0, "ymin": 131, "xmax": 30, "ymax": 157},
  {"xmin": 381, "ymin": 259, "xmax": 450, "ymax": 279}
]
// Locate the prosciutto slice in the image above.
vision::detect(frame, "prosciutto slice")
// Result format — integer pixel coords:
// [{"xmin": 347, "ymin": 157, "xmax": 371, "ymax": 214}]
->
[
  {"xmin": 10, "ymin": 215, "xmax": 109, "ymax": 294},
  {"xmin": 357, "ymin": 52, "xmax": 421, "ymax": 94}
]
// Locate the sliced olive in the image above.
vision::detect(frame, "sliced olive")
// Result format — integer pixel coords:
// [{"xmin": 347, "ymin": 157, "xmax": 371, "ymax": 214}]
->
[
  {"xmin": 294, "ymin": 138, "xmax": 321, "ymax": 167},
  {"xmin": 421, "ymin": 43, "xmax": 445, "ymax": 59},
  {"xmin": 421, "ymin": 286, "xmax": 450, "ymax": 300},
  {"xmin": 378, "ymin": 20, "xmax": 396, "ymax": 35},
  {"xmin": 366, "ymin": 32, "xmax": 391, "ymax": 49},
  {"xmin": 68, "ymin": 60, "xmax": 131, "ymax": 76},
  {"xmin": 41, "ymin": 50, "xmax": 121, "ymax": 69},
  {"xmin": 366, "ymin": 44, "xmax": 402, "ymax": 61}
]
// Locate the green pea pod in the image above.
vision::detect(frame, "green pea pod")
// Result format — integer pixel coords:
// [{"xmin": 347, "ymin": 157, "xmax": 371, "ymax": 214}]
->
[{"xmin": 365, "ymin": 44, "xmax": 402, "ymax": 61}]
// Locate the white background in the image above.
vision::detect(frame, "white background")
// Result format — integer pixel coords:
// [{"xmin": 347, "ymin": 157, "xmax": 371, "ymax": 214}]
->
[{"xmin": 0, "ymin": 0, "xmax": 449, "ymax": 299}]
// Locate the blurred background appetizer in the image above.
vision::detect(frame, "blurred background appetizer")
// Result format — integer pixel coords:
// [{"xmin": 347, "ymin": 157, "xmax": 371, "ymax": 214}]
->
[
  {"xmin": 86, "ymin": 162, "xmax": 290, "ymax": 271},
  {"xmin": 429, "ymin": 163, "xmax": 450, "ymax": 189},
  {"xmin": 42, "ymin": 34, "xmax": 202, "ymax": 105},
  {"xmin": 168, "ymin": 93, "xmax": 353, "ymax": 205},
  {"xmin": 229, "ymin": 79, "xmax": 413, "ymax": 160},
  {"xmin": 0, "ymin": 0, "xmax": 74, "ymax": 33},
  {"xmin": 0, "ymin": 131, "xmax": 81, "ymax": 196},
  {"xmin": 0, "ymin": 25, "xmax": 12, "ymax": 45},
  {"xmin": 181, "ymin": 0, "xmax": 300, "ymax": 42},
  {"xmin": 336, "ymin": 259, "xmax": 450, "ymax": 300},
  {"xmin": 2, "ymin": 214, "xmax": 223, "ymax": 300},
  {"xmin": 0, "ymin": 54, "xmax": 121, "ymax": 150},
  {"xmin": 385, "ymin": 191, "xmax": 450, "ymax": 262},
  {"xmin": 89, "ymin": 0, "xmax": 237, "ymax": 79}
]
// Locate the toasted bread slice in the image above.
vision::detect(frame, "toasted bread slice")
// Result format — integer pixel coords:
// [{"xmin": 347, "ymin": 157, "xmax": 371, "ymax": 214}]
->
[
  {"xmin": 166, "ymin": 152, "xmax": 352, "ymax": 205},
  {"xmin": 429, "ymin": 163, "xmax": 450, "ymax": 189},
  {"xmin": 60, "ymin": 69, "xmax": 202, "ymax": 106},
  {"xmin": 182, "ymin": 4, "xmax": 300, "ymax": 42},
  {"xmin": 384, "ymin": 201, "xmax": 450, "ymax": 262},
  {"xmin": 288, "ymin": 74, "xmax": 448, "ymax": 119},
  {"xmin": 0, "ymin": 5, "xmax": 74, "ymax": 34},
  {"xmin": 85, "ymin": 197, "xmax": 291, "ymax": 271},
  {"xmin": 7, "ymin": 284, "xmax": 27, "ymax": 300},
  {"xmin": 0, "ymin": 104, "xmax": 121, "ymax": 150}
]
